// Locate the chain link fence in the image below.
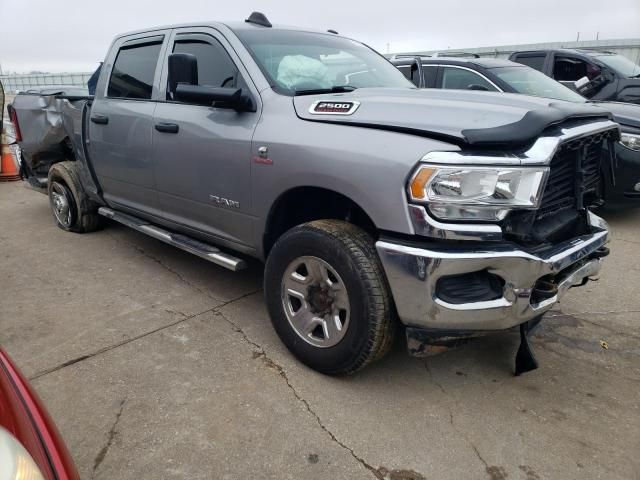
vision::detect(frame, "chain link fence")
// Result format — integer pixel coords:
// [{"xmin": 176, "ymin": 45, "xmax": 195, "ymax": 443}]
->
[{"xmin": 0, "ymin": 72, "xmax": 92, "ymax": 94}]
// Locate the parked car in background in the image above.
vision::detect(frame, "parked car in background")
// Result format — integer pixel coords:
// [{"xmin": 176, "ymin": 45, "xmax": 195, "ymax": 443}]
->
[
  {"xmin": 0, "ymin": 348, "xmax": 79, "ymax": 480},
  {"xmin": 9, "ymin": 13, "xmax": 619, "ymax": 375},
  {"xmin": 391, "ymin": 56, "xmax": 640, "ymax": 208},
  {"xmin": 509, "ymin": 49, "xmax": 640, "ymax": 104}
]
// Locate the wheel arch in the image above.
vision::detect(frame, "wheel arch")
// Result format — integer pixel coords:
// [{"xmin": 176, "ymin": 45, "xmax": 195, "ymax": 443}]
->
[{"xmin": 263, "ymin": 186, "xmax": 377, "ymax": 257}]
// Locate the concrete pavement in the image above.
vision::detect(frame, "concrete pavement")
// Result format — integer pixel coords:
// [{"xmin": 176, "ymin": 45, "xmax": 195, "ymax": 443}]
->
[{"xmin": 1, "ymin": 182, "xmax": 638, "ymax": 479}]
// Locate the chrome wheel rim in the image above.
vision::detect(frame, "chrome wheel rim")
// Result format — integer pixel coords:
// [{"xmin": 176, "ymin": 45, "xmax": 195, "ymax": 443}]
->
[
  {"xmin": 281, "ymin": 256, "xmax": 350, "ymax": 348},
  {"xmin": 51, "ymin": 181, "xmax": 72, "ymax": 227}
]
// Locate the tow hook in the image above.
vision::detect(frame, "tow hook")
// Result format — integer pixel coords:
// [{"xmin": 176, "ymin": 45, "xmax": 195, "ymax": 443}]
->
[
  {"xmin": 591, "ymin": 246, "xmax": 610, "ymax": 259},
  {"xmin": 531, "ymin": 279, "xmax": 558, "ymax": 303}
]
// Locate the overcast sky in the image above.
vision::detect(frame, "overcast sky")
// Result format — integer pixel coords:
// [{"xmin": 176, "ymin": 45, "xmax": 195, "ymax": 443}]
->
[{"xmin": 1, "ymin": 0, "xmax": 638, "ymax": 73}]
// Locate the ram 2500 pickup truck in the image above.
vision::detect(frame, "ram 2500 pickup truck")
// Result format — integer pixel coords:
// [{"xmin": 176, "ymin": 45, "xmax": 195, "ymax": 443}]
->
[{"xmin": 12, "ymin": 12, "xmax": 619, "ymax": 375}]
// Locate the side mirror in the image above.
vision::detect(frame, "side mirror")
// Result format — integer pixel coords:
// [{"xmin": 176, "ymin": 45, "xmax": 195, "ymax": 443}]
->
[
  {"xmin": 174, "ymin": 84, "xmax": 253, "ymax": 111},
  {"xmin": 168, "ymin": 53, "xmax": 198, "ymax": 95},
  {"xmin": 467, "ymin": 84, "xmax": 490, "ymax": 91}
]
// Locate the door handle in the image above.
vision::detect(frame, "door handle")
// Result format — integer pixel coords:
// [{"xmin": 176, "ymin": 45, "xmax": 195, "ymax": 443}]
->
[
  {"xmin": 155, "ymin": 122, "xmax": 179, "ymax": 134},
  {"xmin": 90, "ymin": 114, "xmax": 109, "ymax": 125}
]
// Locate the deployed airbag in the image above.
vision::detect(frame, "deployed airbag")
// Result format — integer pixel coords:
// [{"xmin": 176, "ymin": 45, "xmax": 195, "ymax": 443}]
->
[{"xmin": 277, "ymin": 55, "xmax": 331, "ymax": 90}]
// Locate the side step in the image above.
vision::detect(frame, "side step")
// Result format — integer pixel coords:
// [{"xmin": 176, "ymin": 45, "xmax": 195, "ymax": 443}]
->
[{"xmin": 98, "ymin": 207, "xmax": 247, "ymax": 271}]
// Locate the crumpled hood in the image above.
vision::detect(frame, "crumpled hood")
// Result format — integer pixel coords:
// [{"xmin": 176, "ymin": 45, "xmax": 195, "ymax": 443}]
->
[
  {"xmin": 592, "ymin": 101, "xmax": 640, "ymax": 130},
  {"xmin": 293, "ymin": 88, "xmax": 613, "ymax": 148}
]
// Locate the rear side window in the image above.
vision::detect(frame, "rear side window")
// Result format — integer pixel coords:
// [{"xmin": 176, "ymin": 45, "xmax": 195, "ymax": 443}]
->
[
  {"xmin": 513, "ymin": 54, "xmax": 546, "ymax": 72},
  {"xmin": 422, "ymin": 65, "xmax": 438, "ymax": 87},
  {"xmin": 173, "ymin": 36, "xmax": 241, "ymax": 90},
  {"xmin": 441, "ymin": 67, "xmax": 497, "ymax": 91},
  {"xmin": 107, "ymin": 41, "xmax": 163, "ymax": 99}
]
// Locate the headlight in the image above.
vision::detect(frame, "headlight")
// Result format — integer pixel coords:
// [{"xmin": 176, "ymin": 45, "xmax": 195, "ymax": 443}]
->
[
  {"xmin": 619, "ymin": 133, "xmax": 640, "ymax": 151},
  {"xmin": 409, "ymin": 165, "xmax": 548, "ymax": 222},
  {"xmin": 0, "ymin": 427, "xmax": 45, "ymax": 480}
]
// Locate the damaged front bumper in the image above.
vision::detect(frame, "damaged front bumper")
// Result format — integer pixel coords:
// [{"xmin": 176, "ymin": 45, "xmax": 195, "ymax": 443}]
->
[{"xmin": 376, "ymin": 212, "xmax": 609, "ymax": 332}]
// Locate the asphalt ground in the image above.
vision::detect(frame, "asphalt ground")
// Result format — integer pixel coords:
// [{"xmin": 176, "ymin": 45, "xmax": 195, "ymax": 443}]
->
[{"xmin": 1, "ymin": 181, "xmax": 638, "ymax": 480}]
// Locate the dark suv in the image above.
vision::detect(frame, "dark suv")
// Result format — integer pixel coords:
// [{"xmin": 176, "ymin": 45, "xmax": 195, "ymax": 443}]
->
[
  {"xmin": 390, "ymin": 55, "xmax": 640, "ymax": 208},
  {"xmin": 509, "ymin": 49, "xmax": 640, "ymax": 104}
]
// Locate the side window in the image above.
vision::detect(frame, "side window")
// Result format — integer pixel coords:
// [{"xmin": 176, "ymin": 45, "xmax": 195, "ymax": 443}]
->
[
  {"xmin": 422, "ymin": 65, "xmax": 438, "ymax": 88},
  {"xmin": 440, "ymin": 67, "xmax": 497, "ymax": 91},
  {"xmin": 171, "ymin": 36, "xmax": 243, "ymax": 98},
  {"xmin": 108, "ymin": 41, "xmax": 163, "ymax": 99},
  {"xmin": 397, "ymin": 64, "xmax": 419, "ymax": 86},
  {"xmin": 553, "ymin": 57, "xmax": 601, "ymax": 81},
  {"xmin": 513, "ymin": 54, "xmax": 546, "ymax": 72},
  {"xmin": 397, "ymin": 65, "xmax": 412, "ymax": 81}
]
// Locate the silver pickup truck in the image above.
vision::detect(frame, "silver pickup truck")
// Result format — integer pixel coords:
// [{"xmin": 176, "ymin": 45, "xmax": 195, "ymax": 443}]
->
[{"xmin": 11, "ymin": 13, "xmax": 619, "ymax": 375}]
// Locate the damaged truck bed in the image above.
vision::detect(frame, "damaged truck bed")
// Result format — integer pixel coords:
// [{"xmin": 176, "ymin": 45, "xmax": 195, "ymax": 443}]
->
[{"xmin": 8, "ymin": 87, "xmax": 90, "ymax": 191}]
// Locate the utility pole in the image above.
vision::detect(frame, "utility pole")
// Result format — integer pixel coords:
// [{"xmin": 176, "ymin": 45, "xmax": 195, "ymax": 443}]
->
[
  {"xmin": 596, "ymin": 31, "xmax": 600, "ymax": 40},
  {"xmin": 576, "ymin": 32, "xmax": 580, "ymax": 42}
]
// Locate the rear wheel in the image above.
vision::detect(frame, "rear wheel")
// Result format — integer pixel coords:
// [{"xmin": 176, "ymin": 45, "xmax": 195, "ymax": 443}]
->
[
  {"xmin": 47, "ymin": 162, "xmax": 101, "ymax": 233},
  {"xmin": 264, "ymin": 220, "xmax": 395, "ymax": 375}
]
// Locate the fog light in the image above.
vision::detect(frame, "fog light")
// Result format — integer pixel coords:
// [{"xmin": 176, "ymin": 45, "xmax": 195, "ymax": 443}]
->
[{"xmin": 634, "ymin": 182, "xmax": 640, "ymax": 192}]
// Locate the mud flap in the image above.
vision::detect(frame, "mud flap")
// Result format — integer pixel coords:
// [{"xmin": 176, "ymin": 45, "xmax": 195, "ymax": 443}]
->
[{"xmin": 514, "ymin": 320, "xmax": 539, "ymax": 376}]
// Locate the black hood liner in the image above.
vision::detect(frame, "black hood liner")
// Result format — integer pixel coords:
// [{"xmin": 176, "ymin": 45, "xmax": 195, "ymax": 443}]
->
[{"xmin": 462, "ymin": 104, "xmax": 613, "ymax": 148}]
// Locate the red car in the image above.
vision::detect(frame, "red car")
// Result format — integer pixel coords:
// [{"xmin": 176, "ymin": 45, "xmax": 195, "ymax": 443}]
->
[{"xmin": 0, "ymin": 348, "xmax": 79, "ymax": 480}]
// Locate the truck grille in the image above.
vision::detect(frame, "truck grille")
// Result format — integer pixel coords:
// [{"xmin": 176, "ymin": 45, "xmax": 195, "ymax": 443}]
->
[{"xmin": 536, "ymin": 130, "xmax": 615, "ymax": 220}]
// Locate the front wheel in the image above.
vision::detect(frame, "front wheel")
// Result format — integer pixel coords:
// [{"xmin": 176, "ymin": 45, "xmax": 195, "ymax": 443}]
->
[{"xmin": 264, "ymin": 220, "xmax": 395, "ymax": 375}]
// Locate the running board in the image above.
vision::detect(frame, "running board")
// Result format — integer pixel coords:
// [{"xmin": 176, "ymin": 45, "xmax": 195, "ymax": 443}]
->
[{"xmin": 98, "ymin": 207, "xmax": 247, "ymax": 271}]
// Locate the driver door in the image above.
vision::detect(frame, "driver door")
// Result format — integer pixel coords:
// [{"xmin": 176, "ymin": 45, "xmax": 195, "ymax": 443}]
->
[{"xmin": 151, "ymin": 28, "xmax": 261, "ymax": 248}]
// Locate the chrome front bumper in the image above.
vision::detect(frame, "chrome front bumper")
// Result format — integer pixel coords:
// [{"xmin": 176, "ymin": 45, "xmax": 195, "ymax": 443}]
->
[{"xmin": 376, "ymin": 212, "xmax": 609, "ymax": 331}]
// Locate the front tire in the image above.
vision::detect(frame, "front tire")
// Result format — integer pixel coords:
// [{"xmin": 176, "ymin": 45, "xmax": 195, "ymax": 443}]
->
[{"xmin": 264, "ymin": 220, "xmax": 395, "ymax": 375}]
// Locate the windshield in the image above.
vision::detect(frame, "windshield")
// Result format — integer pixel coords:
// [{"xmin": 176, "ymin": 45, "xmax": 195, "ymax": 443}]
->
[
  {"xmin": 490, "ymin": 66, "xmax": 586, "ymax": 102},
  {"xmin": 593, "ymin": 54, "xmax": 640, "ymax": 78},
  {"xmin": 234, "ymin": 29, "xmax": 414, "ymax": 95}
]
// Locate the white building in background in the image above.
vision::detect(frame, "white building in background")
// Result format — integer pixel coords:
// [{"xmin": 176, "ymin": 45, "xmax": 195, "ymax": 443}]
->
[
  {"xmin": 390, "ymin": 38, "xmax": 640, "ymax": 63},
  {"xmin": 0, "ymin": 72, "xmax": 93, "ymax": 94}
]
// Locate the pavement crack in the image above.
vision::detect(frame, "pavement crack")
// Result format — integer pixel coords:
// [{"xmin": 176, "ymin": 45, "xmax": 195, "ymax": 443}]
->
[
  {"xmin": 577, "ymin": 317, "xmax": 640, "ymax": 340},
  {"xmin": 614, "ymin": 237, "xmax": 640, "ymax": 247},
  {"xmin": 108, "ymin": 231, "xmax": 214, "ymax": 299},
  {"xmin": 92, "ymin": 398, "xmax": 126, "ymax": 479},
  {"xmin": 549, "ymin": 309, "xmax": 640, "ymax": 317},
  {"xmin": 29, "ymin": 281, "xmax": 260, "ymax": 381},
  {"xmin": 215, "ymin": 309, "xmax": 384, "ymax": 479},
  {"xmin": 424, "ymin": 361, "xmax": 491, "ymax": 472}
]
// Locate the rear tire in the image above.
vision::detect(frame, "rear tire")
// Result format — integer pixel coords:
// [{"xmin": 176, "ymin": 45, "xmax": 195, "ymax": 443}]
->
[
  {"xmin": 47, "ymin": 161, "xmax": 101, "ymax": 233},
  {"xmin": 264, "ymin": 220, "xmax": 395, "ymax": 375}
]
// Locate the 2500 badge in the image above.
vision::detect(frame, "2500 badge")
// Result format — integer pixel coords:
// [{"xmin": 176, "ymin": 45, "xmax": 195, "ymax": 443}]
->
[{"xmin": 309, "ymin": 100, "xmax": 360, "ymax": 115}]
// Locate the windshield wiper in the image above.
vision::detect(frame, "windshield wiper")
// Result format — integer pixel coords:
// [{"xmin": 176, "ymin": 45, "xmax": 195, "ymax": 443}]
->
[{"xmin": 293, "ymin": 85, "xmax": 357, "ymax": 96}]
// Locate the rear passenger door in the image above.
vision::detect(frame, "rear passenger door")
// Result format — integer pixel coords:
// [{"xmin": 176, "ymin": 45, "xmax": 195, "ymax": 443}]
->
[
  {"xmin": 151, "ymin": 28, "xmax": 261, "ymax": 248},
  {"xmin": 89, "ymin": 33, "xmax": 169, "ymax": 215},
  {"xmin": 437, "ymin": 66, "xmax": 500, "ymax": 92},
  {"xmin": 421, "ymin": 65, "xmax": 439, "ymax": 88}
]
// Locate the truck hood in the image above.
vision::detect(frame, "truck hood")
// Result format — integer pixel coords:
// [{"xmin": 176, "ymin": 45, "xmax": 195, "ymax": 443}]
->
[
  {"xmin": 293, "ymin": 88, "xmax": 612, "ymax": 148},
  {"xmin": 591, "ymin": 101, "xmax": 640, "ymax": 130}
]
